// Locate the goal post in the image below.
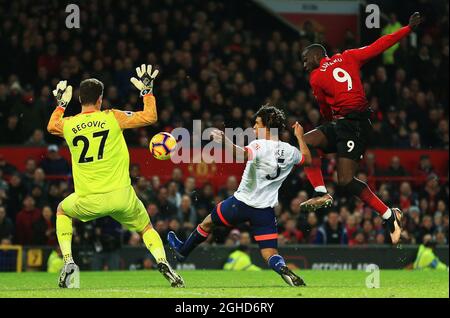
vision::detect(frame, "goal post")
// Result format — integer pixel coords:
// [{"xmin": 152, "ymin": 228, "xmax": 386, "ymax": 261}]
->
[{"xmin": 0, "ymin": 245, "xmax": 23, "ymax": 273}]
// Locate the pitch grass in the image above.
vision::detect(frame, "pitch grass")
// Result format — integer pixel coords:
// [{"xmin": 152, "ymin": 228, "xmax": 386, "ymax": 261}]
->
[{"xmin": 0, "ymin": 270, "xmax": 448, "ymax": 298}]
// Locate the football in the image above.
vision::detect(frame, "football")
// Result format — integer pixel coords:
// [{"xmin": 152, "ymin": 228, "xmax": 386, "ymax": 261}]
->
[{"xmin": 149, "ymin": 132, "xmax": 177, "ymax": 160}]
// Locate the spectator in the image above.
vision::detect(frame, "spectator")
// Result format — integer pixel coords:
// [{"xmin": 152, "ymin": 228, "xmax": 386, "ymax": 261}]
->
[
  {"xmin": 15, "ymin": 196, "xmax": 41, "ymax": 245},
  {"xmin": 415, "ymin": 155, "xmax": 435, "ymax": 178},
  {"xmin": 363, "ymin": 152, "xmax": 382, "ymax": 177},
  {"xmin": 416, "ymin": 215, "xmax": 435, "ymax": 243},
  {"xmin": 435, "ymin": 231, "xmax": 447, "ymax": 245},
  {"xmin": 32, "ymin": 205, "xmax": 56, "ymax": 245},
  {"xmin": 0, "ymin": 169, "xmax": 8, "ymax": 192},
  {"xmin": 218, "ymin": 176, "xmax": 238, "ymax": 199},
  {"xmin": 134, "ymin": 177, "xmax": 154, "ymax": 207},
  {"xmin": 171, "ymin": 167, "xmax": 185, "ymax": 192},
  {"xmin": 25, "ymin": 129, "xmax": 47, "ymax": 147},
  {"xmin": 182, "ymin": 176, "xmax": 197, "ymax": 198},
  {"xmin": 398, "ymin": 181, "xmax": 418, "ymax": 212},
  {"xmin": 197, "ymin": 182, "xmax": 216, "ymax": 211},
  {"xmin": 362, "ymin": 220, "xmax": 377, "ymax": 244},
  {"xmin": 6, "ymin": 174, "xmax": 27, "ymax": 220},
  {"xmin": 128, "ymin": 232, "xmax": 142, "ymax": 247},
  {"xmin": 46, "ymin": 183, "xmax": 62, "ymax": 212},
  {"xmin": 167, "ymin": 181, "xmax": 182, "ymax": 208},
  {"xmin": 224, "ymin": 229, "xmax": 241, "ymax": 247},
  {"xmin": 129, "ymin": 164, "xmax": 141, "ymax": 184},
  {"xmin": 303, "ymin": 212, "xmax": 319, "ymax": 243},
  {"xmin": 177, "ymin": 194, "xmax": 197, "ymax": 233},
  {"xmin": 420, "ymin": 174, "xmax": 446, "ymax": 213},
  {"xmin": 21, "ymin": 158, "xmax": 37, "ymax": 190},
  {"xmin": 385, "ymin": 156, "xmax": 408, "ymax": 177},
  {"xmin": 156, "ymin": 187, "xmax": 178, "ymax": 219},
  {"xmin": 91, "ymin": 218, "xmax": 122, "ymax": 271},
  {"xmin": 345, "ymin": 215, "xmax": 359, "ymax": 241},
  {"xmin": 375, "ymin": 232, "xmax": 386, "ymax": 245},
  {"xmin": 27, "ymin": 167, "xmax": 48, "ymax": 195},
  {"xmin": 0, "ymin": 154, "xmax": 17, "ymax": 175},
  {"xmin": 39, "ymin": 145, "xmax": 71, "ymax": 176},
  {"xmin": 0, "ymin": 114, "xmax": 23, "ymax": 145},
  {"xmin": 315, "ymin": 211, "xmax": 348, "ymax": 245},
  {"xmin": 168, "ymin": 218, "xmax": 184, "ymax": 241},
  {"xmin": 349, "ymin": 230, "xmax": 366, "ymax": 246},
  {"xmin": 282, "ymin": 218, "xmax": 304, "ymax": 244},
  {"xmin": 0, "ymin": 206, "xmax": 14, "ymax": 241},
  {"xmin": 150, "ymin": 176, "xmax": 161, "ymax": 193}
]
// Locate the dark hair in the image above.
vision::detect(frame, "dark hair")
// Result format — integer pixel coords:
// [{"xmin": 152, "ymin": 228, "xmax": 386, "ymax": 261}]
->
[
  {"xmin": 79, "ymin": 79, "xmax": 104, "ymax": 105},
  {"xmin": 303, "ymin": 43, "xmax": 327, "ymax": 57},
  {"xmin": 254, "ymin": 105, "xmax": 286, "ymax": 130}
]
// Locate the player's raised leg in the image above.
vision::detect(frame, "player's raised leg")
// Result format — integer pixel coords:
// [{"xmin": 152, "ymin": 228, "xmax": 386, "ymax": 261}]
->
[
  {"xmin": 56, "ymin": 199, "xmax": 80, "ymax": 289},
  {"xmin": 337, "ymin": 157, "xmax": 403, "ymax": 244},
  {"xmin": 168, "ymin": 215, "xmax": 212, "ymax": 262},
  {"xmin": 301, "ymin": 128, "xmax": 333, "ymax": 212},
  {"xmin": 168, "ymin": 197, "xmax": 238, "ymax": 261}
]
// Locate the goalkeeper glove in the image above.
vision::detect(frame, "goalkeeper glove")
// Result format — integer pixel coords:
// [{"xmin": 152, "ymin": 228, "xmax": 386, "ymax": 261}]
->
[
  {"xmin": 130, "ymin": 64, "xmax": 159, "ymax": 97},
  {"xmin": 53, "ymin": 80, "xmax": 73, "ymax": 108}
]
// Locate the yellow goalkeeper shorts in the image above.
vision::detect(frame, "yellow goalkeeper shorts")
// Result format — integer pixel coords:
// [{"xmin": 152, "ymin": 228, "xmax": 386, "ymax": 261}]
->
[{"xmin": 61, "ymin": 185, "xmax": 150, "ymax": 233}]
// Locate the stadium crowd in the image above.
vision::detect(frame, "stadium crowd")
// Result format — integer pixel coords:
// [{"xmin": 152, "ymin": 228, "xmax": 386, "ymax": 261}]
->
[{"xmin": 0, "ymin": 0, "xmax": 449, "ymax": 255}]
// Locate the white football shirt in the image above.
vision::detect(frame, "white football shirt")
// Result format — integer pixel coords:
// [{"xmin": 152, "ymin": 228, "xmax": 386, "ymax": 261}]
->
[{"xmin": 234, "ymin": 139, "xmax": 304, "ymax": 208}]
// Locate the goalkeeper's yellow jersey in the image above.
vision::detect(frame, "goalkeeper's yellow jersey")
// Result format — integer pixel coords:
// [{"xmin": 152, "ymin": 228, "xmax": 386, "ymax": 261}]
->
[
  {"xmin": 62, "ymin": 110, "xmax": 130, "ymax": 196},
  {"xmin": 47, "ymin": 94, "xmax": 157, "ymax": 197}
]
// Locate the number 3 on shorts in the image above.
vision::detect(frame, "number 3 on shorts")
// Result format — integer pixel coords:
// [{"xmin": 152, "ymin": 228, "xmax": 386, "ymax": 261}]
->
[{"xmin": 347, "ymin": 140, "xmax": 355, "ymax": 152}]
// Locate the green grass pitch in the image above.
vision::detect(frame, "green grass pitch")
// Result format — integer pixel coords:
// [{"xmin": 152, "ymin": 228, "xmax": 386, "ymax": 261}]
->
[{"xmin": 0, "ymin": 270, "xmax": 448, "ymax": 298}]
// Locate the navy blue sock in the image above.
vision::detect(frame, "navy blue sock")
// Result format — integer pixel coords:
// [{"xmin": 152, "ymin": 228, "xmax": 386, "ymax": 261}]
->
[
  {"xmin": 179, "ymin": 226, "xmax": 209, "ymax": 257},
  {"xmin": 268, "ymin": 254, "xmax": 286, "ymax": 275}
]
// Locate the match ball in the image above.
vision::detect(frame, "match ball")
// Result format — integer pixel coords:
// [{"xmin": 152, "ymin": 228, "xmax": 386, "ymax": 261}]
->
[{"xmin": 149, "ymin": 132, "xmax": 177, "ymax": 160}]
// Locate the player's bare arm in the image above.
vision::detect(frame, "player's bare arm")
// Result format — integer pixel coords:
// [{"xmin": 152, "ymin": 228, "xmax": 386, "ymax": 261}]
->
[
  {"xmin": 292, "ymin": 122, "xmax": 312, "ymax": 166},
  {"xmin": 47, "ymin": 80, "xmax": 73, "ymax": 137},
  {"xmin": 211, "ymin": 129, "xmax": 249, "ymax": 161},
  {"xmin": 112, "ymin": 64, "xmax": 160, "ymax": 129}
]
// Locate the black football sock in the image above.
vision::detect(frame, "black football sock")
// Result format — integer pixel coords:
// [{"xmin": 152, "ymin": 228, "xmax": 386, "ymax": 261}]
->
[{"xmin": 179, "ymin": 225, "xmax": 209, "ymax": 257}]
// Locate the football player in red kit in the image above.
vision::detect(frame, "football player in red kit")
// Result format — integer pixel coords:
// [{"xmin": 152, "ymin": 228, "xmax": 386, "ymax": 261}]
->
[{"xmin": 300, "ymin": 12, "xmax": 422, "ymax": 244}]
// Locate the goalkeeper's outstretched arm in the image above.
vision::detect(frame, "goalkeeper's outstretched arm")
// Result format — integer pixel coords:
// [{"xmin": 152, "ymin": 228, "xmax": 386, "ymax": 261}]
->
[
  {"xmin": 112, "ymin": 94, "xmax": 158, "ymax": 129},
  {"xmin": 113, "ymin": 64, "xmax": 159, "ymax": 129},
  {"xmin": 47, "ymin": 80, "xmax": 73, "ymax": 137}
]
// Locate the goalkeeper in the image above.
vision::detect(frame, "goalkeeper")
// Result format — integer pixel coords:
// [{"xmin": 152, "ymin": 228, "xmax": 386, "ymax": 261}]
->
[{"xmin": 47, "ymin": 65, "xmax": 184, "ymax": 288}]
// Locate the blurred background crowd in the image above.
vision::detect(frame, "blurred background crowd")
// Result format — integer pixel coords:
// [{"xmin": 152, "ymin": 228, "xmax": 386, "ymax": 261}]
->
[{"xmin": 0, "ymin": 0, "xmax": 448, "ymax": 259}]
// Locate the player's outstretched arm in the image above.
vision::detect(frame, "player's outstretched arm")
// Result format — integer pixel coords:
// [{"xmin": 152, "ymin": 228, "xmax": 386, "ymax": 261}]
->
[
  {"xmin": 47, "ymin": 80, "xmax": 73, "ymax": 137},
  {"xmin": 113, "ymin": 64, "xmax": 159, "ymax": 129},
  {"xmin": 346, "ymin": 12, "xmax": 421, "ymax": 65},
  {"xmin": 211, "ymin": 129, "xmax": 249, "ymax": 161},
  {"xmin": 293, "ymin": 122, "xmax": 312, "ymax": 166}
]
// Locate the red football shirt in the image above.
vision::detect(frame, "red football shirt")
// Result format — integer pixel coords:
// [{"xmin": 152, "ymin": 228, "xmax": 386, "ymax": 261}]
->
[{"xmin": 310, "ymin": 26, "xmax": 412, "ymax": 120}]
